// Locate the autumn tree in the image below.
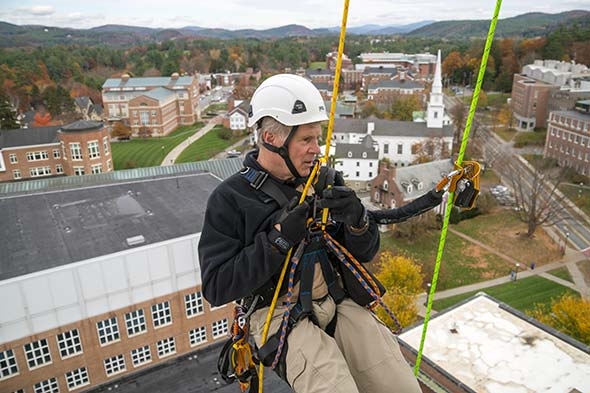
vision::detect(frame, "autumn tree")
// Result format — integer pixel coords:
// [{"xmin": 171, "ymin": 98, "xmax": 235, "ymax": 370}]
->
[
  {"xmin": 502, "ymin": 155, "xmax": 568, "ymax": 238},
  {"xmin": 0, "ymin": 93, "xmax": 19, "ymax": 129},
  {"xmin": 388, "ymin": 94, "xmax": 422, "ymax": 121},
  {"xmin": 111, "ymin": 122, "xmax": 132, "ymax": 140},
  {"xmin": 374, "ymin": 252, "xmax": 425, "ymax": 329},
  {"xmin": 137, "ymin": 126, "xmax": 153, "ymax": 138},
  {"xmin": 33, "ymin": 111, "xmax": 52, "ymax": 126},
  {"xmin": 530, "ymin": 294, "xmax": 590, "ymax": 345},
  {"xmin": 411, "ymin": 137, "xmax": 451, "ymax": 164}
]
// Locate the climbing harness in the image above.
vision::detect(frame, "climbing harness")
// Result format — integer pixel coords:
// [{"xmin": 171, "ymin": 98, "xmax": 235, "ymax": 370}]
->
[{"xmin": 434, "ymin": 161, "xmax": 482, "ymax": 209}]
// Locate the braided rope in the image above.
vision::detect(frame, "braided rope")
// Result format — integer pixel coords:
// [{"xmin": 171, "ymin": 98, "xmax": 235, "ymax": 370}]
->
[
  {"xmin": 270, "ymin": 243, "xmax": 304, "ymax": 369},
  {"xmin": 323, "ymin": 232, "xmax": 403, "ymax": 334}
]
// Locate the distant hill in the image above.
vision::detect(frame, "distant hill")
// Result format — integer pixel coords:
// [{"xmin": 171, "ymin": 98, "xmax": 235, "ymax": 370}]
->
[
  {"xmin": 0, "ymin": 10, "xmax": 588, "ymax": 48},
  {"xmin": 407, "ymin": 10, "xmax": 590, "ymax": 39}
]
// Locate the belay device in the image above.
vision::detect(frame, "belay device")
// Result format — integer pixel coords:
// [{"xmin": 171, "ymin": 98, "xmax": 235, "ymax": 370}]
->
[{"xmin": 438, "ymin": 161, "xmax": 481, "ymax": 209}]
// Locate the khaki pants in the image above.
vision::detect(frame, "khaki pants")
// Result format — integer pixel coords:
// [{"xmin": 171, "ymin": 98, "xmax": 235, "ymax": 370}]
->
[{"xmin": 250, "ymin": 297, "xmax": 421, "ymax": 393}]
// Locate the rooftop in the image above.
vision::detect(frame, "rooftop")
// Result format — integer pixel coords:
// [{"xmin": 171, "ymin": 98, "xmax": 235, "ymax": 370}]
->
[
  {"xmin": 399, "ymin": 294, "xmax": 590, "ymax": 393},
  {"xmin": 0, "ymin": 160, "xmax": 243, "ymax": 281}
]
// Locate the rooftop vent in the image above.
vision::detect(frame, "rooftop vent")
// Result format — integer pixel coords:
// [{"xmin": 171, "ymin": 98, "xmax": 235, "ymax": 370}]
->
[{"xmin": 126, "ymin": 235, "xmax": 146, "ymax": 247}]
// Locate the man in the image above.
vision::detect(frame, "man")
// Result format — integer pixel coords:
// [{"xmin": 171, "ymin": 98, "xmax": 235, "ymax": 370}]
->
[{"xmin": 198, "ymin": 74, "xmax": 421, "ymax": 393}]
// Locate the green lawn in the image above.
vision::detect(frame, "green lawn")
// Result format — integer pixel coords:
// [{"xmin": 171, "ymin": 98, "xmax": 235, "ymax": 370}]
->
[
  {"xmin": 111, "ymin": 124, "xmax": 202, "ymax": 169},
  {"xmin": 559, "ymin": 183, "xmax": 590, "ymax": 217},
  {"xmin": 494, "ymin": 127, "xmax": 517, "ymax": 142},
  {"xmin": 548, "ymin": 267, "xmax": 573, "ymax": 283},
  {"xmin": 513, "ymin": 128, "xmax": 547, "ymax": 148},
  {"xmin": 431, "ymin": 275, "xmax": 578, "ymax": 313},
  {"xmin": 175, "ymin": 125, "xmax": 245, "ymax": 163}
]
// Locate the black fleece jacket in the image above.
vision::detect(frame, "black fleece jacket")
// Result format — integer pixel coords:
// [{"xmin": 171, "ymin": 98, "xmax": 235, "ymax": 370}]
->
[{"xmin": 198, "ymin": 150, "xmax": 380, "ymax": 306}]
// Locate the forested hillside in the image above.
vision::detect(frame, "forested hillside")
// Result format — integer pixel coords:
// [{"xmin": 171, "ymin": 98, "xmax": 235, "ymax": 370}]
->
[{"xmin": 0, "ymin": 15, "xmax": 589, "ymax": 121}]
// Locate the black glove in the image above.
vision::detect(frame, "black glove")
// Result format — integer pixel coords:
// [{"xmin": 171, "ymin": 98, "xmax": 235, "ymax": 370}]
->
[
  {"xmin": 317, "ymin": 186, "xmax": 366, "ymax": 228},
  {"xmin": 268, "ymin": 198, "xmax": 310, "ymax": 253}
]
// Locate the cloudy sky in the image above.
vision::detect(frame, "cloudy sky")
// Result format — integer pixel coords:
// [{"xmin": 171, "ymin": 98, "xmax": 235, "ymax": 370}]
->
[{"xmin": 1, "ymin": 1, "xmax": 589, "ymax": 30}]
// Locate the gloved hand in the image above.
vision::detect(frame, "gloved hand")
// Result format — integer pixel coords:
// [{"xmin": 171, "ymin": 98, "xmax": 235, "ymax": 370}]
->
[
  {"xmin": 317, "ymin": 186, "xmax": 366, "ymax": 228},
  {"xmin": 268, "ymin": 198, "xmax": 310, "ymax": 253}
]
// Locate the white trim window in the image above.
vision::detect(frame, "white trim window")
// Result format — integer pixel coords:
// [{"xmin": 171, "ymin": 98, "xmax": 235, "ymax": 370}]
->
[
  {"xmin": 24, "ymin": 338, "xmax": 52, "ymax": 370},
  {"xmin": 88, "ymin": 140, "xmax": 100, "ymax": 159},
  {"xmin": 34, "ymin": 377, "xmax": 59, "ymax": 393},
  {"xmin": 55, "ymin": 164, "xmax": 64, "ymax": 174},
  {"xmin": 189, "ymin": 326, "xmax": 207, "ymax": 347},
  {"xmin": 91, "ymin": 164, "xmax": 102, "ymax": 174},
  {"xmin": 12, "ymin": 169, "xmax": 21, "ymax": 180},
  {"xmin": 73, "ymin": 166, "xmax": 85, "ymax": 176},
  {"xmin": 56, "ymin": 329, "xmax": 83, "ymax": 359},
  {"xmin": 212, "ymin": 318, "xmax": 229, "ymax": 338},
  {"xmin": 106, "ymin": 159, "xmax": 112, "ymax": 171},
  {"xmin": 156, "ymin": 337, "xmax": 176, "ymax": 358},
  {"xmin": 0, "ymin": 349, "xmax": 19, "ymax": 379},
  {"xmin": 103, "ymin": 354, "xmax": 126, "ymax": 377},
  {"xmin": 125, "ymin": 309, "xmax": 147, "ymax": 337},
  {"xmin": 103, "ymin": 136, "xmax": 110, "ymax": 155},
  {"xmin": 151, "ymin": 301, "xmax": 172, "ymax": 328},
  {"xmin": 65, "ymin": 367, "xmax": 90, "ymax": 390},
  {"xmin": 26, "ymin": 151, "xmax": 49, "ymax": 161},
  {"xmin": 70, "ymin": 143, "xmax": 83, "ymax": 160},
  {"xmin": 29, "ymin": 166, "xmax": 52, "ymax": 178},
  {"xmin": 9, "ymin": 154, "xmax": 17, "ymax": 164},
  {"xmin": 185, "ymin": 292, "xmax": 204, "ymax": 317},
  {"xmin": 53, "ymin": 149, "xmax": 61, "ymax": 159},
  {"xmin": 131, "ymin": 345, "xmax": 152, "ymax": 367},
  {"xmin": 96, "ymin": 317, "xmax": 120, "ymax": 346}
]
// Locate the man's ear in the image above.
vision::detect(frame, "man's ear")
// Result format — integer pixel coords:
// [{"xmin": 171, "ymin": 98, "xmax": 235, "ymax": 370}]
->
[{"xmin": 262, "ymin": 130, "xmax": 276, "ymax": 146}]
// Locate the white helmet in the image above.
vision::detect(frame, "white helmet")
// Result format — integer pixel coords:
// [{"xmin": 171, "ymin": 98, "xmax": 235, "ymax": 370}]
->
[{"xmin": 248, "ymin": 74, "xmax": 328, "ymax": 128}]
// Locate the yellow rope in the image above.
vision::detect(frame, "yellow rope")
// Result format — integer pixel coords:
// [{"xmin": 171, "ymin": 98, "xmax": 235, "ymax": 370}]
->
[
  {"xmin": 257, "ymin": 2, "xmax": 350, "ymax": 390},
  {"xmin": 413, "ymin": 0, "xmax": 504, "ymax": 376}
]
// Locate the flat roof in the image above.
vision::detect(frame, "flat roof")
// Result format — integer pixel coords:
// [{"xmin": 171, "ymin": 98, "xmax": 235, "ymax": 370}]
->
[
  {"xmin": 399, "ymin": 294, "xmax": 590, "ymax": 393},
  {"xmin": 0, "ymin": 160, "xmax": 243, "ymax": 281}
]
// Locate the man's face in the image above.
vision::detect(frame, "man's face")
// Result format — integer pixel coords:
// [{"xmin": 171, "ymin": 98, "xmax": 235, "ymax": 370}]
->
[{"xmin": 287, "ymin": 122, "xmax": 322, "ymax": 178}]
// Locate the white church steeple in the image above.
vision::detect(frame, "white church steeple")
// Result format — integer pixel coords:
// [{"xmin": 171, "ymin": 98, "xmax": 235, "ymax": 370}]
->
[{"xmin": 427, "ymin": 50, "xmax": 444, "ymax": 128}]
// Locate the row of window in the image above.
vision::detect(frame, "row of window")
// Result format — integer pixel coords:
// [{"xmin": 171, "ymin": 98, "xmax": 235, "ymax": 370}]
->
[
  {"xmin": 0, "ymin": 292, "xmax": 226, "ymax": 381},
  {"xmin": 3, "ymin": 321, "xmax": 228, "ymax": 393},
  {"xmin": 550, "ymin": 113, "xmax": 590, "ymax": 131},
  {"xmin": 547, "ymin": 142, "xmax": 590, "ymax": 162},
  {"xmin": 550, "ymin": 127, "xmax": 589, "ymax": 146},
  {"xmin": 7, "ymin": 138, "xmax": 109, "ymax": 165},
  {"xmin": 11, "ymin": 162, "xmax": 110, "ymax": 180}
]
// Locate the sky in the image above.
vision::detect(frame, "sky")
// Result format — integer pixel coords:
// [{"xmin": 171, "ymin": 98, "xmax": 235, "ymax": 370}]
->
[{"xmin": 1, "ymin": 1, "xmax": 589, "ymax": 30}]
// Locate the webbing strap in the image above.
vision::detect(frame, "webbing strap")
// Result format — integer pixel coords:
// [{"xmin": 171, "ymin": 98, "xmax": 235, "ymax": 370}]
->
[{"xmin": 240, "ymin": 167, "xmax": 289, "ymax": 207}]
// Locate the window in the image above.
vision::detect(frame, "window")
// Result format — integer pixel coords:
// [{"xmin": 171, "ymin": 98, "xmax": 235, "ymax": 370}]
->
[
  {"xmin": 355, "ymin": 171, "xmax": 360, "ymax": 177},
  {"xmin": 397, "ymin": 144, "xmax": 403, "ymax": 154},
  {"xmin": 73, "ymin": 166, "xmax": 85, "ymax": 176},
  {"xmin": 70, "ymin": 143, "xmax": 82, "ymax": 160},
  {"xmin": 212, "ymin": 318, "xmax": 229, "ymax": 338},
  {"xmin": 189, "ymin": 326, "xmax": 207, "ymax": 347},
  {"xmin": 362, "ymin": 152, "xmax": 367, "ymax": 158},
  {"xmin": 125, "ymin": 309, "xmax": 146, "ymax": 336},
  {"xmin": 97, "ymin": 317, "xmax": 120, "ymax": 345},
  {"xmin": 347, "ymin": 151, "xmax": 352, "ymax": 158},
  {"xmin": 356, "ymin": 162, "xmax": 360, "ymax": 167},
  {"xmin": 24, "ymin": 339, "xmax": 52, "ymax": 369},
  {"xmin": 34, "ymin": 377, "xmax": 59, "ymax": 393},
  {"xmin": 140, "ymin": 111, "xmax": 149, "ymax": 125},
  {"xmin": 56, "ymin": 164, "xmax": 64, "ymax": 174},
  {"xmin": 103, "ymin": 136, "xmax": 110, "ymax": 155},
  {"xmin": 12, "ymin": 169, "xmax": 21, "ymax": 180},
  {"xmin": 65, "ymin": 367, "xmax": 89, "ymax": 390},
  {"xmin": 383, "ymin": 144, "xmax": 389, "ymax": 154},
  {"xmin": 91, "ymin": 164, "xmax": 102, "ymax": 174},
  {"xmin": 104, "ymin": 354, "xmax": 126, "ymax": 376},
  {"xmin": 88, "ymin": 141, "xmax": 100, "ymax": 159},
  {"xmin": 156, "ymin": 337, "xmax": 176, "ymax": 358},
  {"xmin": 131, "ymin": 345, "xmax": 152, "ymax": 367},
  {"xmin": 107, "ymin": 159, "xmax": 112, "ymax": 171},
  {"xmin": 9, "ymin": 154, "xmax": 17, "ymax": 164},
  {"xmin": 185, "ymin": 292, "xmax": 204, "ymax": 317},
  {"xmin": 152, "ymin": 301, "xmax": 172, "ymax": 328},
  {"xmin": 30, "ymin": 166, "xmax": 52, "ymax": 178},
  {"xmin": 26, "ymin": 151, "xmax": 49, "ymax": 161},
  {"xmin": 0, "ymin": 349, "xmax": 18, "ymax": 379},
  {"xmin": 53, "ymin": 149, "xmax": 61, "ymax": 159},
  {"xmin": 57, "ymin": 329, "xmax": 82, "ymax": 359}
]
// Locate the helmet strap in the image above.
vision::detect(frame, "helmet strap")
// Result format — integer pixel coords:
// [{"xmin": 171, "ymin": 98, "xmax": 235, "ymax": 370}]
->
[{"xmin": 261, "ymin": 125, "xmax": 302, "ymax": 180}]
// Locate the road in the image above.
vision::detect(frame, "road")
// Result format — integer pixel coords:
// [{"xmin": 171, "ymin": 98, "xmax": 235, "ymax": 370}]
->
[{"xmin": 473, "ymin": 122, "xmax": 590, "ymax": 254}]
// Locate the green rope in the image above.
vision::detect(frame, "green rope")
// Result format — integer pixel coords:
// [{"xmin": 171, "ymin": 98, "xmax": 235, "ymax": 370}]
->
[{"xmin": 413, "ymin": 0, "xmax": 503, "ymax": 375}]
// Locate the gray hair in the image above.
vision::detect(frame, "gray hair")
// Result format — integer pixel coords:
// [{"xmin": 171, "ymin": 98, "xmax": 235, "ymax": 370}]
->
[{"xmin": 256, "ymin": 117, "xmax": 291, "ymax": 146}]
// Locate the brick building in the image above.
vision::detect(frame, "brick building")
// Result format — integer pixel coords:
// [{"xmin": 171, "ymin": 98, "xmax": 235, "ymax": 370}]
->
[
  {"xmin": 101, "ymin": 73, "xmax": 201, "ymax": 136},
  {"xmin": 511, "ymin": 74, "xmax": 557, "ymax": 130},
  {"xmin": 0, "ymin": 120, "xmax": 112, "ymax": 183},
  {"xmin": 0, "ymin": 162, "xmax": 242, "ymax": 393},
  {"xmin": 544, "ymin": 100, "xmax": 590, "ymax": 176}
]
